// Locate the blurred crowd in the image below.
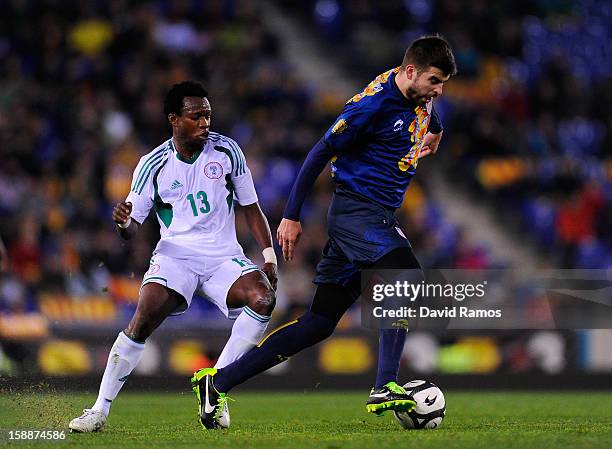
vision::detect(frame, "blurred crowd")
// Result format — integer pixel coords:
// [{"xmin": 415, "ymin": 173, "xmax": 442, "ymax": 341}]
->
[
  {"xmin": 0, "ymin": 0, "xmax": 321, "ymax": 322},
  {"xmin": 0, "ymin": 0, "xmax": 610, "ymax": 338},
  {"xmin": 288, "ymin": 0, "xmax": 611, "ymax": 269},
  {"xmin": 0, "ymin": 0, "xmax": 491, "ymax": 328}
]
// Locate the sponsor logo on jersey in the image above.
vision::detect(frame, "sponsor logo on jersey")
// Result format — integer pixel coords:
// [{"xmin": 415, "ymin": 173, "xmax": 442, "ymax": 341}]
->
[
  {"xmin": 332, "ymin": 118, "xmax": 348, "ymax": 134},
  {"xmin": 204, "ymin": 161, "xmax": 223, "ymax": 179},
  {"xmin": 393, "ymin": 119, "xmax": 404, "ymax": 132},
  {"xmin": 170, "ymin": 179, "xmax": 183, "ymax": 190}
]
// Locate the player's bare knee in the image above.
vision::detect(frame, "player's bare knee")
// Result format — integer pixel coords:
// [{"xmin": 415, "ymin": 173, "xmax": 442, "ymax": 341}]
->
[{"xmin": 247, "ymin": 286, "xmax": 276, "ymax": 316}]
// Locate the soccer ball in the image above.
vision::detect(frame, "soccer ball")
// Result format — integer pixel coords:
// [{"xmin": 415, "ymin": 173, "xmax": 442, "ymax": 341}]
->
[{"xmin": 393, "ymin": 380, "xmax": 446, "ymax": 429}]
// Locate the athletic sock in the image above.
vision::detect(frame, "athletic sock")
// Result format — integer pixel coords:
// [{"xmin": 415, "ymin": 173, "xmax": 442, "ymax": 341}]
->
[
  {"xmin": 215, "ymin": 311, "xmax": 335, "ymax": 393},
  {"xmin": 214, "ymin": 306, "xmax": 271, "ymax": 369},
  {"xmin": 375, "ymin": 328, "xmax": 407, "ymax": 388},
  {"xmin": 91, "ymin": 331, "xmax": 145, "ymax": 416}
]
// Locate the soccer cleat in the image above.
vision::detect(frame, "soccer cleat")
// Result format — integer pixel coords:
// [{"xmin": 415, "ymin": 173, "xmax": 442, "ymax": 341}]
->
[
  {"xmin": 366, "ymin": 381, "xmax": 417, "ymax": 415},
  {"xmin": 69, "ymin": 409, "xmax": 107, "ymax": 433},
  {"xmin": 191, "ymin": 368, "xmax": 230, "ymax": 429}
]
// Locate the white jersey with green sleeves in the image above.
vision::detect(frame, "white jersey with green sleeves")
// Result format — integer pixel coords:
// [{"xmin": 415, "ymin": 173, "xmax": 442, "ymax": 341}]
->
[{"xmin": 125, "ymin": 132, "xmax": 258, "ymax": 259}]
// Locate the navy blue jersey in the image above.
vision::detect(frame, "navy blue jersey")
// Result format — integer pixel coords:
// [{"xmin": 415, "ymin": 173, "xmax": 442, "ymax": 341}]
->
[{"xmin": 324, "ymin": 67, "xmax": 440, "ymax": 209}]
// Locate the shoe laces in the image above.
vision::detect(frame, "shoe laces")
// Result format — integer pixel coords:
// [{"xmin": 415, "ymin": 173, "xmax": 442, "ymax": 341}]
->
[
  {"xmin": 213, "ymin": 393, "xmax": 235, "ymax": 421},
  {"xmin": 80, "ymin": 409, "xmax": 102, "ymax": 418},
  {"xmin": 385, "ymin": 382, "xmax": 406, "ymax": 394}
]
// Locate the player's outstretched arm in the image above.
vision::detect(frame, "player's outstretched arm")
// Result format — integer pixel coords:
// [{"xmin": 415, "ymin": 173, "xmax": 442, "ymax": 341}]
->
[
  {"xmin": 279, "ymin": 138, "xmax": 334, "ymax": 262},
  {"xmin": 112, "ymin": 201, "xmax": 140, "ymax": 240},
  {"xmin": 242, "ymin": 202, "xmax": 278, "ymax": 290},
  {"xmin": 283, "ymin": 139, "xmax": 335, "ymax": 221}
]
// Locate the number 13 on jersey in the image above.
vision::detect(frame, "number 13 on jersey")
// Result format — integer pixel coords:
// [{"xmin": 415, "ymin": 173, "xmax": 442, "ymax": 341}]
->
[{"xmin": 187, "ymin": 191, "xmax": 210, "ymax": 216}]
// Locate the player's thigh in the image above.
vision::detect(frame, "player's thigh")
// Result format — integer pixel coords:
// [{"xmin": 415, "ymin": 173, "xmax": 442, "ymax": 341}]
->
[
  {"xmin": 142, "ymin": 253, "xmax": 199, "ymax": 314},
  {"xmin": 309, "ymin": 283, "xmax": 357, "ymax": 324},
  {"xmin": 310, "ymin": 249, "xmax": 422, "ymax": 325},
  {"xmin": 126, "ymin": 283, "xmax": 185, "ymax": 340},
  {"xmin": 314, "ymin": 238, "xmax": 359, "ymax": 287},
  {"xmin": 135, "ymin": 283, "xmax": 186, "ymax": 319},
  {"xmin": 200, "ymin": 256, "xmax": 274, "ymax": 317},
  {"xmin": 226, "ymin": 270, "xmax": 275, "ymax": 314},
  {"xmin": 362, "ymin": 246, "xmax": 424, "ymax": 301},
  {"xmin": 372, "ymin": 246, "xmax": 422, "ymax": 270}
]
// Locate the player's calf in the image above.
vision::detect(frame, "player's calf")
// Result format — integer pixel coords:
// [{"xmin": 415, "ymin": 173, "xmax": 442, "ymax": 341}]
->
[{"xmin": 215, "ymin": 273, "xmax": 276, "ymax": 370}]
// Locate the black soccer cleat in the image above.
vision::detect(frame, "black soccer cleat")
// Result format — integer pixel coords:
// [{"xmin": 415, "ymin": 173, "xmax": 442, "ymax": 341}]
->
[
  {"xmin": 366, "ymin": 381, "xmax": 417, "ymax": 415},
  {"xmin": 191, "ymin": 368, "xmax": 230, "ymax": 429}
]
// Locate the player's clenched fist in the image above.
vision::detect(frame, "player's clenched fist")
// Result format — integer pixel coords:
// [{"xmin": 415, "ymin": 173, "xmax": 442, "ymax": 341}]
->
[
  {"xmin": 277, "ymin": 218, "xmax": 302, "ymax": 262},
  {"xmin": 112, "ymin": 201, "xmax": 132, "ymax": 225},
  {"xmin": 418, "ymin": 131, "xmax": 443, "ymax": 160}
]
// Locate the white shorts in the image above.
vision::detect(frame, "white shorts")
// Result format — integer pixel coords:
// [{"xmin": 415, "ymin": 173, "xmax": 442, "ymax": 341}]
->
[{"xmin": 141, "ymin": 252, "xmax": 262, "ymax": 319}]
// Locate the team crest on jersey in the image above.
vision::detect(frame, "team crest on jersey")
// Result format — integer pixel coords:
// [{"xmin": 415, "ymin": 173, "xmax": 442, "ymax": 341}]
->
[
  {"xmin": 332, "ymin": 118, "xmax": 348, "ymax": 134},
  {"xmin": 146, "ymin": 264, "xmax": 160, "ymax": 275},
  {"xmin": 204, "ymin": 161, "xmax": 223, "ymax": 179}
]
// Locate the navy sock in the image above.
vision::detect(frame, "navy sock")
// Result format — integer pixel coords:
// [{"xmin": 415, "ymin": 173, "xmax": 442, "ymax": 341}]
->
[
  {"xmin": 215, "ymin": 311, "xmax": 336, "ymax": 393},
  {"xmin": 375, "ymin": 328, "xmax": 407, "ymax": 388}
]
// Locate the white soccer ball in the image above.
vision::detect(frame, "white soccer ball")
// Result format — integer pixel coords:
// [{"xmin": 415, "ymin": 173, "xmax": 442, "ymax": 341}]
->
[{"xmin": 393, "ymin": 380, "xmax": 446, "ymax": 429}]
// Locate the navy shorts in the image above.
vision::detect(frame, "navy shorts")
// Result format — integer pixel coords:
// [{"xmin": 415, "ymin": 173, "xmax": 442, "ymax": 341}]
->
[{"xmin": 314, "ymin": 188, "xmax": 412, "ymax": 286}]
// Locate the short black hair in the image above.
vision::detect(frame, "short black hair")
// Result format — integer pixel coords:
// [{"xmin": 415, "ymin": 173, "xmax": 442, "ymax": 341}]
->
[
  {"xmin": 163, "ymin": 81, "xmax": 209, "ymax": 116},
  {"xmin": 401, "ymin": 35, "xmax": 457, "ymax": 77}
]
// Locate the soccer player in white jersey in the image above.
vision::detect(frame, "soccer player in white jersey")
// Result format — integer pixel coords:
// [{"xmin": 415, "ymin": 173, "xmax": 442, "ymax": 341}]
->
[{"xmin": 69, "ymin": 81, "xmax": 278, "ymax": 432}]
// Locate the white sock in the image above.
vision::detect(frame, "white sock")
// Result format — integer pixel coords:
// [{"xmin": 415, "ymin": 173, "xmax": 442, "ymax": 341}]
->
[
  {"xmin": 91, "ymin": 331, "xmax": 145, "ymax": 416},
  {"xmin": 214, "ymin": 306, "xmax": 271, "ymax": 369}
]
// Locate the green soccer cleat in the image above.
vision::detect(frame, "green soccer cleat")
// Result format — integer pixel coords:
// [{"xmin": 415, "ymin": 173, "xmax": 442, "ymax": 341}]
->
[
  {"xmin": 366, "ymin": 381, "xmax": 417, "ymax": 415},
  {"xmin": 191, "ymin": 368, "xmax": 230, "ymax": 429}
]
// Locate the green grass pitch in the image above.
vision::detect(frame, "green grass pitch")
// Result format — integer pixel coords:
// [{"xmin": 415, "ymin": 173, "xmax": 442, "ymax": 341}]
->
[{"xmin": 1, "ymin": 390, "xmax": 611, "ymax": 448}]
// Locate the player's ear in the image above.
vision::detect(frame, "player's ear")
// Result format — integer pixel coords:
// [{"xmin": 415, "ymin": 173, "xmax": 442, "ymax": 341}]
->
[
  {"xmin": 405, "ymin": 65, "xmax": 415, "ymax": 80},
  {"xmin": 168, "ymin": 113, "xmax": 178, "ymax": 126}
]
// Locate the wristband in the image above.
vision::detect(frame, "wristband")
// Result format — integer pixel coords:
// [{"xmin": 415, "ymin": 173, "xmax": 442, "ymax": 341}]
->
[
  {"xmin": 117, "ymin": 217, "xmax": 132, "ymax": 229},
  {"xmin": 262, "ymin": 247, "xmax": 277, "ymax": 265}
]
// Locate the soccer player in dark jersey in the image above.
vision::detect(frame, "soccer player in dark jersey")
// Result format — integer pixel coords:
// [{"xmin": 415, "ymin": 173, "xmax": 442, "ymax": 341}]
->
[{"xmin": 193, "ymin": 35, "xmax": 457, "ymax": 429}]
